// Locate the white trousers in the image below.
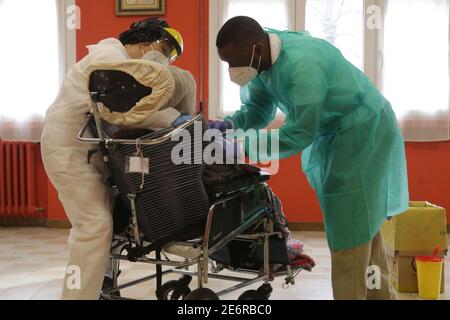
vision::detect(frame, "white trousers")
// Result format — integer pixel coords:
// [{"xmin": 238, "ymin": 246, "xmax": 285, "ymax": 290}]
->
[{"xmin": 41, "ymin": 125, "xmax": 113, "ymax": 300}]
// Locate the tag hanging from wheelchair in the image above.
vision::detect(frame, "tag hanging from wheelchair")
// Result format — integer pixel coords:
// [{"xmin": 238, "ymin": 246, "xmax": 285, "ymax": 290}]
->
[{"xmin": 125, "ymin": 139, "xmax": 149, "ymax": 189}]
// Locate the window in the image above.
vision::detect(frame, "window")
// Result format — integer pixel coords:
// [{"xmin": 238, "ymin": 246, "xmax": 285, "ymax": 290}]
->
[
  {"xmin": 381, "ymin": 0, "xmax": 449, "ymax": 141},
  {"xmin": 305, "ymin": 0, "xmax": 364, "ymax": 70},
  {"xmin": 209, "ymin": 0, "xmax": 368, "ymax": 119},
  {"xmin": 0, "ymin": 0, "xmax": 77, "ymax": 141},
  {"xmin": 209, "ymin": 0, "xmax": 450, "ymax": 141}
]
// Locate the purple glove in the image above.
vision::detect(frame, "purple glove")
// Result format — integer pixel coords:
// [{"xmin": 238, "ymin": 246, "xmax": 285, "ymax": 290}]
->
[{"xmin": 208, "ymin": 120, "xmax": 233, "ymax": 133}]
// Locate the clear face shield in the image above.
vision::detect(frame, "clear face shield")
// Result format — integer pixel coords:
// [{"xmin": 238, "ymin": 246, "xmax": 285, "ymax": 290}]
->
[
  {"xmin": 152, "ymin": 36, "xmax": 179, "ymax": 63},
  {"xmin": 140, "ymin": 27, "xmax": 183, "ymax": 64}
]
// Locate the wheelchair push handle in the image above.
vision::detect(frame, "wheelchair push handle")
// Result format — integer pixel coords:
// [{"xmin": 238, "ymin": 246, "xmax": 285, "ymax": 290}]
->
[{"xmin": 77, "ymin": 113, "xmax": 205, "ymax": 146}]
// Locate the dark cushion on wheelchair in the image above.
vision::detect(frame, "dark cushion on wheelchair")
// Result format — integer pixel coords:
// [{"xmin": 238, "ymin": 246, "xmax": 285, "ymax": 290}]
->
[
  {"xmin": 207, "ymin": 173, "xmax": 270, "ymax": 199},
  {"xmin": 88, "ymin": 70, "xmax": 152, "ymax": 113},
  {"xmin": 211, "ymin": 236, "xmax": 291, "ymax": 269}
]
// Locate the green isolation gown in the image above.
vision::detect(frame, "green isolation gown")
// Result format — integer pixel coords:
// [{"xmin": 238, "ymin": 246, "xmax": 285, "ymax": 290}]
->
[{"xmin": 226, "ymin": 29, "xmax": 409, "ymax": 250}]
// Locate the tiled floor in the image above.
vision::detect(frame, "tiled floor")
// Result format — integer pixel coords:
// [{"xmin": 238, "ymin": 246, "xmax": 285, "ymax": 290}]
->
[{"xmin": 0, "ymin": 228, "xmax": 448, "ymax": 300}]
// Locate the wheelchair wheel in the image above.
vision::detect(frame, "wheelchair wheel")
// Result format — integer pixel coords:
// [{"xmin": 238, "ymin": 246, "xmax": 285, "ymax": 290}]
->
[
  {"xmin": 158, "ymin": 280, "xmax": 192, "ymax": 300},
  {"xmin": 101, "ymin": 275, "xmax": 121, "ymax": 299},
  {"xmin": 256, "ymin": 284, "xmax": 273, "ymax": 300},
  {"xmin": 238, "ymin": 284, "xmax": 272, "ymax": 300},
  {"xmin": 185, "ymin": 288, "xmax": 220, "ymax": 300},
  {"xmin": 238, "ymin": 290, "xmax": 258, "ymax": 300}
]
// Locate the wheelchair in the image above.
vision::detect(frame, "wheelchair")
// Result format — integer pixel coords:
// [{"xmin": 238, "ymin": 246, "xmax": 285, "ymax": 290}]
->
[{"xmin": 76, "ymin": 68, "xmax": 305, "ymax": 300}]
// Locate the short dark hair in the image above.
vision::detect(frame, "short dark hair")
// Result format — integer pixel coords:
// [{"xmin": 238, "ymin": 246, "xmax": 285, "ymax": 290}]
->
[{"xmin": 216, "ymin": 16, "xmax": 265, "ymax": 49}]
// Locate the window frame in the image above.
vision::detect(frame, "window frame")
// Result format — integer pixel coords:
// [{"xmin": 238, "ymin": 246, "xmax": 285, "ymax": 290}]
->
[
  {"xmin": 208, "ymin": 0, "xmax": 383, "ymax": 120},
  {"xmin": 57, "ymin": 0, "xmax": 78, "ymax": 84},
  {"xmin": 0, "ymin": 0, "xmax": 77, "ymax": 141}
]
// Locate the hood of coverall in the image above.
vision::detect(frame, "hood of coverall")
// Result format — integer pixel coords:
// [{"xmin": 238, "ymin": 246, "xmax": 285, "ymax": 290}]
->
[
  {"xmin": 86, "ymin": 58, "xmax": 177, "ymax": 129},
  {"xmin": 87, "ymin": 38, "xmax": 130, "ymax": 58}
]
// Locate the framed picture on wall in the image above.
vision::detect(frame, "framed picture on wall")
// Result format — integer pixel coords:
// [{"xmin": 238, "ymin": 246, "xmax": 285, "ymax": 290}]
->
[{"xmin": 116, "ymin": 0, "xmax": 166, "ymax": 16}]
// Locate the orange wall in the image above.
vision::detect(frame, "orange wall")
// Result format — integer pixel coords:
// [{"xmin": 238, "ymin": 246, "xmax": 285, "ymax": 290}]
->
[
  {"xmin": 44, "ymin": 0, "xmax": 450, "ymax": 223},
  {"xmin": 405, "ymin": 142, "xmax": 450, "ymax": 219},
  {"xmin": 271, "ymin": 143, "xmax": 450, "ymax": 223}
]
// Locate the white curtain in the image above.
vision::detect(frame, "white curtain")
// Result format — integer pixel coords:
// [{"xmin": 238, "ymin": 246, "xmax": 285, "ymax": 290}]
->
[
  {"xmin": 382, "ymin": 0, "xmax": 450, "ymax": 141},
  {"xmin": 220, "ymin": 0, "xmax": 367, "ymax": 116},
  {"xmin": 305, "ymin": 0, "xmax": 364, "ymax": 72},
  {"xmin": 0, "ymin": 0, "xmax": 60, "ymax": 142}
]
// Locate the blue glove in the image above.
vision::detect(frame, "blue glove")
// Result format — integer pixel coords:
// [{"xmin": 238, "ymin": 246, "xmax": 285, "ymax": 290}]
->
[
  {"xmin": 208, "ymin": 120, "xmax": 234, "ymax": 133},
  {"xmin": 172, "ymin": 115, "xmax": 193, "ymax": 126}
]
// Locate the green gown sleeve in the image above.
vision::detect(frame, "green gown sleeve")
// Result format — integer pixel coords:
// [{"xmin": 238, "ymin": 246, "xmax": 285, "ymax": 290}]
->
[
  {"xmin": 224, "ymin": 78, "xmax": 277, "ymax": 131},
  {"xmin": 246, "ymin": 52, "xmax": 331, "ymax": 163}
]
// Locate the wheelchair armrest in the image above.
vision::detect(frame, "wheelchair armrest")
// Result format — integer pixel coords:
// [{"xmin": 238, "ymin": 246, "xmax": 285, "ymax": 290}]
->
[{"xmin": 87, "ymin": 116, "xmax": 155, "ymax": 140}]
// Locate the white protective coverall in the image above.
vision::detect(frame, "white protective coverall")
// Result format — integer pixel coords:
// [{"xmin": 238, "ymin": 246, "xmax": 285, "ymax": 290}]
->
[{"xmin": 41, "ymin": 38, "xmax": 195, "ymax": 300}]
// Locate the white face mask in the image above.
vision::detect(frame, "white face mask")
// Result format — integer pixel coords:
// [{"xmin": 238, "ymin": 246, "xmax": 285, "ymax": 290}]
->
[
  {"xmin": 229, "ymin": 45, "xmax": 262, "ymax": 87},
  {"xmin": 141, "ymin": 46, "xmax": 169, "ymax": 66}
]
